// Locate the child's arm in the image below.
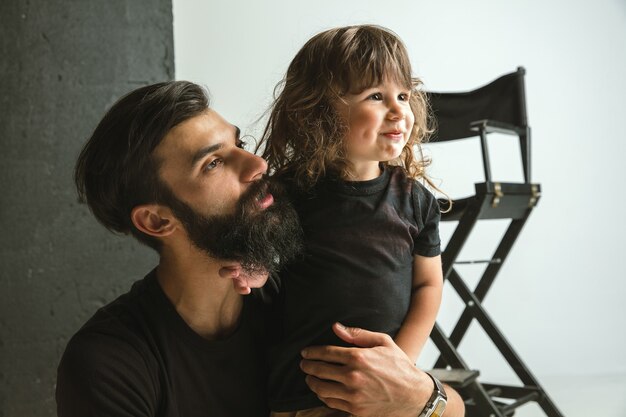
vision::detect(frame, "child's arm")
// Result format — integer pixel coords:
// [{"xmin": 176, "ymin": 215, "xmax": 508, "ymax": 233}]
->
[{"xmin": 394, "ymin": 254, "xmax": 443, "ymax": 363}]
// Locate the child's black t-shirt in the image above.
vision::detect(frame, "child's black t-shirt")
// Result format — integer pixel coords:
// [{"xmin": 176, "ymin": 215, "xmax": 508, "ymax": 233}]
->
[{"xmin": 268, "ymin": 165, "xmax": 441, "ymax": 412}]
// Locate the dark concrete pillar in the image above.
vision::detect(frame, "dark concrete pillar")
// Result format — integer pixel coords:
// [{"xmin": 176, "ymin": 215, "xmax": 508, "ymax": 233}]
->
[{"xmin": 0, "ymin": 1, "xmax": 174, "ymax": 415}]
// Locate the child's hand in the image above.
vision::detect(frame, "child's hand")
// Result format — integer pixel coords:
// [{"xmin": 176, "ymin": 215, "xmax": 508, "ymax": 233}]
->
[{"xmin": 218, "ymin": 264, "xmax": 269, "ymax": 295}]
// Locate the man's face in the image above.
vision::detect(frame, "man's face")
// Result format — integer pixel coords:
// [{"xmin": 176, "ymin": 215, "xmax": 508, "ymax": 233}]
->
[
  {"xmin": 155, "ymin": 109, "xmax": 266, "ymax": 218},
  {"xmin": 154, "ymin": 109, "xmax": 301, "ymax": 273}
]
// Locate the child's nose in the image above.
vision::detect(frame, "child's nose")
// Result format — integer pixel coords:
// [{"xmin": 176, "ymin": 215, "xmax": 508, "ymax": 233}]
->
[{"xmin": 387, "ymin": 101, "xmax": 405, "ymax": 120}]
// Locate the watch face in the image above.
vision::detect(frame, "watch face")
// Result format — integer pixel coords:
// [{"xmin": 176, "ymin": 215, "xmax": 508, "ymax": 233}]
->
[{"xmin": 430, "ymin": 398, "xmax": 447, "ymax": 417}]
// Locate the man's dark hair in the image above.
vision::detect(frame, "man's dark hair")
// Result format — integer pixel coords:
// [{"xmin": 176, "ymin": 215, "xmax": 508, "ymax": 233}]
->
[{"xmin": 74, "ymin": 81, "xmax": 210, "ymax": 250}]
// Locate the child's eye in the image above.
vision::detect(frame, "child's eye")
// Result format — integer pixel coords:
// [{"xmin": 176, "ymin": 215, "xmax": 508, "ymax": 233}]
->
[
  {"xmin": 398, "ymin": 93, "xmax": 410, "ymax": 101},
  {"xmin": 202, "ymin": 158, "xmax": 223, "ymax": 173},
  {"xmin": 368, "ymin": 93, "xmax": 383, "ymax": 101},
  {"xmin": 236, "ymin": 139, "xmax": 247, "ymax": 150}
]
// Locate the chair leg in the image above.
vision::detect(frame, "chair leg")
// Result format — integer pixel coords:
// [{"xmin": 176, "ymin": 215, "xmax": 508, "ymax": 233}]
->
[
  {"xmin": 464, "ymin": 381, "xmax": 508, "ymax": 417},
  {"xmin": 440, "ymin": 199, "xmax": 483, "ymax": 280},
  {"xmin": 439, "ymin": 217, "xmax": 530, "ymax": 363},
  {"xmin": 432, "ymin": 184, "xmax": 563, "ymax": 416},
  {"xmin": 447, "ymin": 268, "xmax": 543, "ymax": 386},
  {"xmin": 429, "ymin": 323, "xmax": 469, "ymax": 369},
  {"xmin": 435, "ymin": 268, "xmax": 564, "ymax": 417}
]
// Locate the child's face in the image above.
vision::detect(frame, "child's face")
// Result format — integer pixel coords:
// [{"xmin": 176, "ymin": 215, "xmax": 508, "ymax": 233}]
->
[{"xmin": 334, "ymin": 79, "xmax": 414, "ymax": 180}]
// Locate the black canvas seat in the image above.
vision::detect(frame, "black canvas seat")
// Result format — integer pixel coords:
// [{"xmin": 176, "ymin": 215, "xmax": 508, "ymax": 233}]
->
[{"xmin": 425, "ymin": 67, "xmax": 563, "ymax": 417}]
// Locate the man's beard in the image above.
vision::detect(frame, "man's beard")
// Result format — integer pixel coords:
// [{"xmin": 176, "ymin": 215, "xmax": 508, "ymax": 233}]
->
[{"xmin": 162, "ymin": 177, "xmax": 302, "ymax": 275}]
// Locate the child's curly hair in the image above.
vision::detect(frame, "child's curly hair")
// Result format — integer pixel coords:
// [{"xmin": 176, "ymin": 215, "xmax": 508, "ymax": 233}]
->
[{"xmin": 258, "ymin": 24, "xmax": 435, "ymax": 190}]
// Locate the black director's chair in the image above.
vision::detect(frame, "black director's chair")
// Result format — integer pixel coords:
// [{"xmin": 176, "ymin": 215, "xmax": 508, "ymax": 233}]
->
[{"xmin": 425, "ymin": 67, "xmax": 563, "ymax": 417}]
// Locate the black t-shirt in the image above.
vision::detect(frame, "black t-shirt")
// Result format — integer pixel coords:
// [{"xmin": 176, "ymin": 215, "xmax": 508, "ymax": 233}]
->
[
  {"xmin": 56, "ymin": 270, "xmax": 270, "ymax": 417},
  {"xmin": 268, "ymin": 166, "xmax": 441, "ymax": 411}
]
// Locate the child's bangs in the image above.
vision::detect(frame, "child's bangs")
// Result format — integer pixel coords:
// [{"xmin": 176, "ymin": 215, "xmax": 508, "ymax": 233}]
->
[{"xmin": 341, "ymin": 38, "xmax": 413, "ymax": 94}]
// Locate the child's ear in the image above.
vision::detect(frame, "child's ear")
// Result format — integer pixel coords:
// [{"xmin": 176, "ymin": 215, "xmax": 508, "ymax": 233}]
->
[{"xmin": 131, "ymin": 204, "xmax": 177, "ymax": 238}]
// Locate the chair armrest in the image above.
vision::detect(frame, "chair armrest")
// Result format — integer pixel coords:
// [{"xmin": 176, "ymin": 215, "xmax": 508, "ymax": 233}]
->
[{"xmin": 470, "ymin": 119, "xmax": 527, "ymax": 136}]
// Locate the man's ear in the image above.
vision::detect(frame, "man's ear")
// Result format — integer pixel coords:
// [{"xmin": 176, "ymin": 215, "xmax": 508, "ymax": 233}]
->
[{"xmin": 131, "ymin": 204, "xmax": 178, "ymax": 238}]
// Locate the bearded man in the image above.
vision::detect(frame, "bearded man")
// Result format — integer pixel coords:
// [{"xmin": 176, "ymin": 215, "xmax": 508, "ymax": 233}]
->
[{"xmin": 56, "ymin": 81, "xmax": 464, "ymax": 417}]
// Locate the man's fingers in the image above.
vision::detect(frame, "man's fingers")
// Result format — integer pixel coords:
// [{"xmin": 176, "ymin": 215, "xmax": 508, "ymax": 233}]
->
[
  {"xmin": 217, "ymin": 264, "xmax": 268, "ymax": 294},
  {"xmin": 301, "ymin": 323, "xmax": 394, "ymax": 368},
  {"xmin": 305, "ymin": 375, "xmax": 349, "ymax": 401},
  {"xmin": 218, "ymin": 265, "xmax": 241, "ymax": 278},
  {"xmin": 232, "ymin": 278, "xmax": 252, "ymax": 295},
  {"xmin": 300, "ymin": 359, "xmax": 354, "ymax": 384},
  {"xmin": 232, "ymin": 277, "xmax": 251, "ymax": 295},
  {"xmin": 332, "ymin": 322, "xmax": 394, "ymax": 348},
  {"xmin": 316, "ymin": 396, "xmax": 353, "ymax": 415},
  {"xmin": 301, "ymin": 344, "xmax": 356, "ymax": 365},
  {"xmin": 217, "ymin": 265, "xmax": 252, "ymax": 294},
  {"xmin": 305, "ymin": 376, "xmax": 362, "ymax": 415}
]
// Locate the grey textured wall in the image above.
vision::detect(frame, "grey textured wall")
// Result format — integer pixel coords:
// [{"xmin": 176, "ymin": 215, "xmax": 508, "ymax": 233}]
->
[{"xmin": 0, "ymin": 1, "xmax": 173, "ymax": 415}]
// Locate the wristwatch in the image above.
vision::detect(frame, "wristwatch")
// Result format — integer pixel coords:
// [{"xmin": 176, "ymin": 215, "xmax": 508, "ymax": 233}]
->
[{"xmin": 418, "ymin": 372, "xmax": 447, "ymax": 417}]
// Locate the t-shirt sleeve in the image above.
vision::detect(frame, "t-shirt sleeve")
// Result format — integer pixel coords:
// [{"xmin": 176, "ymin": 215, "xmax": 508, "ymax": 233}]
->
[
  {"xmin": 412, "ymin": 181, "xmax": 442, "ymax": 257},
  {"xmin": 56, "ymin": 330, "xmax": 159, "ymax": 417}
]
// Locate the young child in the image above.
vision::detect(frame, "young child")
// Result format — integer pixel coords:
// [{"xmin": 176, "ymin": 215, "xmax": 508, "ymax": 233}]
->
[{"xmin": 259, "ymin": 25, "xmax": 444, "ymax": 417}]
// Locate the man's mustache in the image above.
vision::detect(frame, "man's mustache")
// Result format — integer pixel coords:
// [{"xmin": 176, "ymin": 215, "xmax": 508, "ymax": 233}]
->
[{"xmin": 236, "ymin": 175, "xmax": 285, "ymax": 218}]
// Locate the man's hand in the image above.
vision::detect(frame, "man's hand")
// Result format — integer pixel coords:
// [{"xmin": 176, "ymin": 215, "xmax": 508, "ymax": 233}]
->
[
  {"xmin": 299, "ymin": 323, "xmax": 428, "ymax": 417},
  {"xmin": 300, "ymin": 323, "xmax": 465, "ymax": 417},
  {"xmin": 218, "ymin": 264, "xmax": 269, "ymax": 295}
]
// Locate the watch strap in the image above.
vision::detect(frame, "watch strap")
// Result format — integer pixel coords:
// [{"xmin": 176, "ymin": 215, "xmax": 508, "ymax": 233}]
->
[{"xmin": 417, "ymin": 372, "xmax": 447, "ymax": 417}]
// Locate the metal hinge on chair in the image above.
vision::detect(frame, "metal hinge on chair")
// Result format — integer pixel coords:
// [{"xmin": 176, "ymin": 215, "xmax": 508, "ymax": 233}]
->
[
  {"xmin": 491, "ymin": 183, "xmax": 503, "ymax": 208},
  {"xmin": 529, "ymin": 184, "xmax": 541, "ymax": 208},
  {"xmin": 455, "ymin": 258, "xmax": 502, "ymax": 265}
]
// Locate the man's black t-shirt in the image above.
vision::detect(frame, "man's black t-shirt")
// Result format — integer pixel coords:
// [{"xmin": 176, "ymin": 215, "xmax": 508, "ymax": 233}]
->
[
  {"xmin": 268, "ymin": 166, "xmax": 441, "ymax": 411},
  {"xmin": 56, "ymin": 270, "xmax": 270, "ymax": 417}
]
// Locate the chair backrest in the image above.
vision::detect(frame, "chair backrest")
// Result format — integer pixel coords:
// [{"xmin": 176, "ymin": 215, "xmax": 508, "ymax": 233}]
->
[{"xmin": 426, "ymin": 67, "xmax": 530, "ymax": 183}]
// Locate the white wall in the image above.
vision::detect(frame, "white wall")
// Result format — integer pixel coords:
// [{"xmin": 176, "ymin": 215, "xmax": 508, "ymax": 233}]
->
[{"xmin": 173, "ymin": 0, "xmax": 626, "ymax": 391}]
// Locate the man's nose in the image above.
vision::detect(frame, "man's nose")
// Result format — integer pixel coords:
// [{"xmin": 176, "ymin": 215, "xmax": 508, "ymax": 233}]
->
[{"xmin": 238, "ymin": 149, "xmax": 268, "ymax": 182}]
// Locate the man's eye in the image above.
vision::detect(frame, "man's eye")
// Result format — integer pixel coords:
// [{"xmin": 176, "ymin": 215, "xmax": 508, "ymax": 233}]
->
[
  {"xmin": 237, "ymin": 140, "xmax": 247, "ymax": 150},
  {"xmin": 203, "ymin": 158, "xmax": 223, "ymax": 172}
]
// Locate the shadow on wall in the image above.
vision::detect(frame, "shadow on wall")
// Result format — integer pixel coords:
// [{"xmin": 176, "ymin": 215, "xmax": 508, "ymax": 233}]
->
[{"xmin": 0, "ymin": 1, "xmax": 173, "ymax": 416}]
